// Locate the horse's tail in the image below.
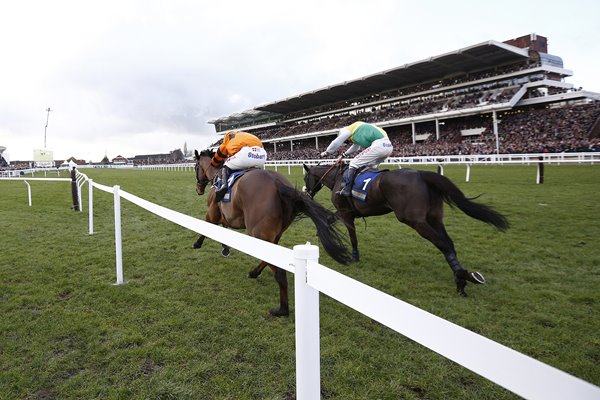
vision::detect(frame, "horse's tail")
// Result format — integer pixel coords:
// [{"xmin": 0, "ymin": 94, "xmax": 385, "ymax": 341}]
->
[
  {"xmin": 278, "ymin": 185, "xmax": 353, "ymax": 265},
  {"xmin": 419, "ymin": 170, "xmax": 509, "ymax": 231}
]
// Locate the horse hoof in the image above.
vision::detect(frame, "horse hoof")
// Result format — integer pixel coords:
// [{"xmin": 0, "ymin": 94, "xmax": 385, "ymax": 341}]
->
[
  {"xmin": 471, "ymin": 271, "xmax": 485, "ymax": 284},
  {"xmin": 221, "ymin": 248, "xmax": 231, "ymax": 257},
  {"xmin": 269, "ymin": 308, "xmax": 289, "ymax": 317},
  {"xmin": 248, "ymin": 271, "xmax": 259, "ymax": 279},
  {"xmin": 192, "ymin": 243, "xmax": 202, "ymax": 249}
]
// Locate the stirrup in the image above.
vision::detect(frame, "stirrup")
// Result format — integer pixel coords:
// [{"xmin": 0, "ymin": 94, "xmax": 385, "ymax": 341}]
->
[
  {"xmin": 337, "ymin": 187, "xmax": 351, "ymax": 197},
  {"xmin": 215, "ymin": 185, "xmax": 227, "ymax": 201}
]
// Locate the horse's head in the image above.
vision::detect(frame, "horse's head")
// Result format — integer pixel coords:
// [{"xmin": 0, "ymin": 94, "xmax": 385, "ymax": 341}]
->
[
  {"xmin": 302, "ymin": 163, "xmax": 324, "ymax": 199},
  {"xmin": 194, "ymin": 149, "xmax": 216, "ymax": 195}
]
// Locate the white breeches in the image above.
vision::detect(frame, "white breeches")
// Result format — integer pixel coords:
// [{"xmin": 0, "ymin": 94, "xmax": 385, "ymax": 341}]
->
[
  {"xmin": 224, "ymin": 146, "xmax": 267, "ymax": 170},
  {"xmin": 348, "ymin": 138, "xmax": 393, "ymax": 169}
]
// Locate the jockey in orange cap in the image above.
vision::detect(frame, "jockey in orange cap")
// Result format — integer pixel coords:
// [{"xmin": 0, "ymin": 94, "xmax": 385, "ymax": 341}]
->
[{"xmin": 211, "ymin": 131, "xmax": 267, "ymax": 201}]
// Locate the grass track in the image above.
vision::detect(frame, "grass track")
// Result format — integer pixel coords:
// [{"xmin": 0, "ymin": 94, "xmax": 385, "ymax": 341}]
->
[{"xmin": 1, "ymin": 164, "xmax": 599, "ymax": 399}]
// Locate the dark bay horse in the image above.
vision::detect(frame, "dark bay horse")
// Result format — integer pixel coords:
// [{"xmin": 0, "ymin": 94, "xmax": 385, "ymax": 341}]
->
[
  {"xmin": 303, "ymin": 162, "xmax": 509, "ymax": 296},
  {"xmin": 193, "ymin": 150, "xmax": 351, "ymax": 316}
]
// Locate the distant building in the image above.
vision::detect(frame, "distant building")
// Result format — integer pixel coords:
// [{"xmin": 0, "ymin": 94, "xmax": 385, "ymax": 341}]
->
[
  {"xmin": 132, "ymin": 149, "xmax": 184, "ymax": 165},
  {"xmin": 57, "ymin": 156, "xmax": 86, "ymax": 166},
  {"xmin": 112, "ymin": 155, "xmax": 129, "ymax": 164}
]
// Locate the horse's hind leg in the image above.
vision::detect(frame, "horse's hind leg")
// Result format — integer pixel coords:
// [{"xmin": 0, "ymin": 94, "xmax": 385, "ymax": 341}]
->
[
  {"xmin": 429, "ymin": 219, "xmax": 486, "ymax": 292},
  {"xmin": 409, "ymin": 220, "xmax": 482, "ymax": 296},
  {"xmin": 269, "ymin": 265, "xmax": 289, "ymax": 317}
]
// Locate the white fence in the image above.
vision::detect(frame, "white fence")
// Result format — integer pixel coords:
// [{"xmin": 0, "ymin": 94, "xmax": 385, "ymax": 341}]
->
[
  {"xmin": 3, "ymin": 168, "xmax": 600, "ymax": 399},
  {"xmin": 69, "ymin": 169, "xmax": 600, "ymax": 400},
  {"xmin": 0, "ymin": 176, "xmax": 72, "ymax": 206},
  {"xmin": 132, "ymin": 152, "xmax": 599, "ymax": 185}
]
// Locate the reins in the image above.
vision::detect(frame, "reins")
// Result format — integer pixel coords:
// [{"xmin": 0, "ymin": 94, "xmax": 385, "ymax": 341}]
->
[{"xmin": 310, "ymin": 156, "xmax": 343, "ymax": 196}]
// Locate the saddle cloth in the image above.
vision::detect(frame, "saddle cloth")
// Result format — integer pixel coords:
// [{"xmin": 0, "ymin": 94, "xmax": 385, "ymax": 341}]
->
[
  {"xmin": 350, "ymin": 168, "xmax": 385, "ymax": 201},
  {"xmin": 217, "ymin": 170, "xmax": 247, "ymax": 202}
]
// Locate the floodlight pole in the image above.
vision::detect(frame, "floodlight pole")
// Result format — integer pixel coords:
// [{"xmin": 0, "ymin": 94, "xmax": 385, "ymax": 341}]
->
[{"xmin": 44, "ymin": 107, "xmax": 52, "ymax": 148}]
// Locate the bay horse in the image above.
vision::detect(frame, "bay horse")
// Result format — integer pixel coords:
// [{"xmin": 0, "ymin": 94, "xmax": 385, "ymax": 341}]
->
[
  {"xmin": 193, "ymin": 150, "xmax": 351, "ymax": 316},
  {"xmin": 303, "ymin": 162, "xmax": 509, "ymax": 296}
]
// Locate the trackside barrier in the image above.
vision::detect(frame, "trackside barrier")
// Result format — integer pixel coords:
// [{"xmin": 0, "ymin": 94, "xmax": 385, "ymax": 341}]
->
[
  {"xmin": 38, "ymin": 170, "xmax": 600, "ymax": 399},
  {"xmin": 0, "ymin": 177, "xmax": 73, "ymax": 207},
  {"xmin": 134, "ymin": 152, "xmax": 599, "ymax": 185}
]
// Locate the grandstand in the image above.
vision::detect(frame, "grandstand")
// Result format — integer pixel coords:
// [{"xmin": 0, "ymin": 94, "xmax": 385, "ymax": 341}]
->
[
  {"xmin": 0, "ymin": 146, "xmax": 8, "ymax": 169},
  {"xmin": 208, "ymin": 33, "xmax": 600, "ymax": 159}
]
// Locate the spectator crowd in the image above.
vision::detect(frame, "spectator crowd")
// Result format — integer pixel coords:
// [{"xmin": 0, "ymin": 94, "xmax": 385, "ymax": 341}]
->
[{"xmin": 262, "ymin": 102, "xmax": 600, "ymax": 159}]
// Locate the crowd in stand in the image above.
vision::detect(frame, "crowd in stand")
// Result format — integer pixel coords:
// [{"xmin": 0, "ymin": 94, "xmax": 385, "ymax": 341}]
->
[
  {"xmin": 263, "ymin": 102, "xmax": 600, "ymax": 159},
  {"xmin": 256, "ymin": 85, "xmax": 525, "ymax": 142}
]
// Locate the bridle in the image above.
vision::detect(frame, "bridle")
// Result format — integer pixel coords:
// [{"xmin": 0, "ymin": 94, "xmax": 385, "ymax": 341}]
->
[
  {"xmin": 305, "ymin": 157, "xmax": 343, "ymax": 198},
  {"xmin": 195, "ymin": 160, "xmax": 210, "ymax": 191}
]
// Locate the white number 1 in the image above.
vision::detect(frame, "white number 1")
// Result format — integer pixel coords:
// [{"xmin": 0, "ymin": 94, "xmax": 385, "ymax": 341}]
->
[{"xmin": 362, "ymin": 178, "xmax": 371, "ymax": 190}]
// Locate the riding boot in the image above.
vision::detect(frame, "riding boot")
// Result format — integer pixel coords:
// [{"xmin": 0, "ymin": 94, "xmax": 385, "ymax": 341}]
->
[
  {"xmin": 338, "ymin": 167, "xmax": 357, "ymax": 197},
  {"xmin": 215, "ymin": 166, "xmax": 231, "ymax": 202}
]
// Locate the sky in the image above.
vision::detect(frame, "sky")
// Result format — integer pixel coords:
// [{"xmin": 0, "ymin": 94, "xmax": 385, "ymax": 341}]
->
[{"xmin": 1, "ymin": 0, "xmax": 599, "ymax": 162}]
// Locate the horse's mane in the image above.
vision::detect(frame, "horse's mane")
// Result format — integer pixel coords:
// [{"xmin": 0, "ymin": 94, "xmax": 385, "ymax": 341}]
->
[{"xmin": 198, "ymin": 149, "xmax": 215, "ymax": 158}]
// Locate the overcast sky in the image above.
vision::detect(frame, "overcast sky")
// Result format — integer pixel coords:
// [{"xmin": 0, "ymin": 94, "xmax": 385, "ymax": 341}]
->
[{"xmin": 1, "ymin": 0, "xmax": 599, "ymax": 162}]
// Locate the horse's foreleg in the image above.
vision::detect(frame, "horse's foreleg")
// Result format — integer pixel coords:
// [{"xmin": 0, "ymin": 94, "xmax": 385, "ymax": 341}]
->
[
  {"xmin": 341, "ymin": 213, "xmax": 359, "ymax": 261},
  {"xmin": 194, "ymin": 200, "xmax": 222, "ymax": 250},
  {"xmin": 248, "ymin": 261, "xmax": 268, "ymax": 279},
  {"xmin": 221, "ymin": 244, "xmax": 231, "ymax": 257},
  {"xmin": 192, "ymin": 235, "xmax": 206, "ymax": 249}
]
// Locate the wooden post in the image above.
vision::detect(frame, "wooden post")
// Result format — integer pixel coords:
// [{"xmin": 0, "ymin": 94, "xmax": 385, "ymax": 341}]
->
[{"xmin": 70, "ymin": 167, "xmax": 80, "ymax": 211}]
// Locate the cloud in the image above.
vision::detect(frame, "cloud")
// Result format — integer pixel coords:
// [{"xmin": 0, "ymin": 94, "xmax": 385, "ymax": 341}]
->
[{"xmin": 1, "ymin": 0, "xmax": 599, "ymax": 161}]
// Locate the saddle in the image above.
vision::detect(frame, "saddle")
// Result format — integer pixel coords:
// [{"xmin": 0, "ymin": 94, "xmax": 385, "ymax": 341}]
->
[{"xmin": 349, "ymin": 167, "xmax": 387, "ymax": 201}]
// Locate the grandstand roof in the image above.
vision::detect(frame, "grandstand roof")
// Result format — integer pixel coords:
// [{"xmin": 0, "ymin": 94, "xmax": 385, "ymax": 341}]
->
[
  {"xmin": 209, "ymin": 39, "xmax": 531, "ymax": 129},
  {"xmin": 257, "ymin": 40, "xmax": 529, "ymax": 115}
]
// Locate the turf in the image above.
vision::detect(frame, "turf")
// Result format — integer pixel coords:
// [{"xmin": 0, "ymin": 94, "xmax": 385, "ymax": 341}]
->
[{"xmin": 0, "ymin": 164, "xmax": 598, "ymax": 399}]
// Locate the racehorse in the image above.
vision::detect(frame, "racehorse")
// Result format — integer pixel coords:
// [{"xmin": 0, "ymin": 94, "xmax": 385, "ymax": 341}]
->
[
  {"xmin": 193, "ymin": 150, "xmax": 351, "ymax": 316},
  {"xmin": 303, "ymin": 162, "xmax": 509, "ymax": 296}
]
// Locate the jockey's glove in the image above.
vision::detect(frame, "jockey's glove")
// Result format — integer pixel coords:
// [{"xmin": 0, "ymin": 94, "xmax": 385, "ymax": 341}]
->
[{"xmin": 320, "ymin": 151, "xmax": 329, "ymax": 158}]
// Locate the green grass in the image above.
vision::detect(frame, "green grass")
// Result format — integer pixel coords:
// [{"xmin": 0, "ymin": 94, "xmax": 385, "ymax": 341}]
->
[{"xmin": 1, "ymin": 165, "xmax": 599, "ymax": 399}]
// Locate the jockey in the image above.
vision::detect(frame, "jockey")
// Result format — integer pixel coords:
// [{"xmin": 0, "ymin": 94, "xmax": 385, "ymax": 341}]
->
[
  {"xmin": 320, "ymin": 121, "xmax": 393, "ymax": 196},
  {"xmin": 211, "ymin": 131, "xmax": 267, "ymax": 201}
]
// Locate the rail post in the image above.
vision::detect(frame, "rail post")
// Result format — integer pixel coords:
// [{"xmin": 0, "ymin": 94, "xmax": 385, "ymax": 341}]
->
[
  {"xmin": 70, "ymin": 167, "xmax": 80, "ymax": 211},
  {"xmin": 113, "ymin": 185, "xmax": 124, "ymax": 285},
  {"xmin": 293, "ymin": 243, "xmax": 321, "ymax": 400},
  {"xmin": 536, "ymin": 156, "xmax": 545, "ymax": 184},
  {"xmin": 88, "ymin": 179, "xmax": 94, "ymax": 235},
  {"xmin": 24, "ymin": 180, "xmax": 32, "ymax": 206}
]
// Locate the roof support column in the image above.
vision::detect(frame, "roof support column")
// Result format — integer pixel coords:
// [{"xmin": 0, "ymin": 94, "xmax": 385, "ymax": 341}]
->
[
  {"xmin": 315, "ymin": 137, "xmax": 319, "ymax": 150},
  {"xmin": 435, "ymin": 119, "xmax": 440, "ymax": 140},
  {"xmin": 290, "ymin": 140, "xmax": 293, "ymax": 151},
  {"xmin": 411, "ymin": 122, "xmax": 416, "ymax": 145},
  {"xmin": 492, "ymin": 111, "xmax": 500, "ymax": 154}
]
